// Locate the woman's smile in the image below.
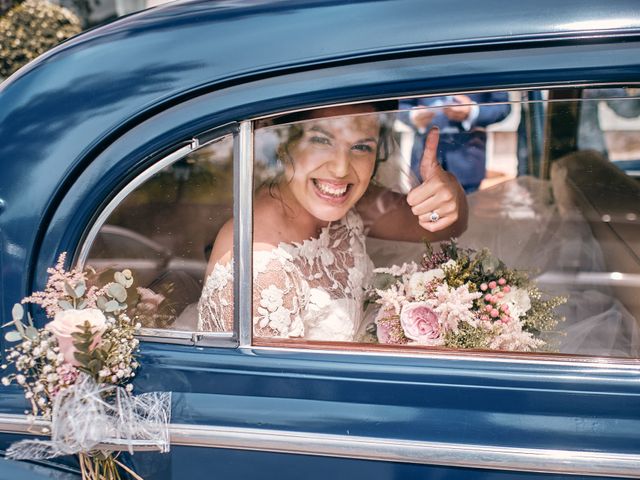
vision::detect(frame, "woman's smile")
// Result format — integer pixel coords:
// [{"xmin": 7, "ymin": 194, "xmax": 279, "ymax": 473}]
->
[{"xmin": 311, "ymin": 178, "xmax": 353, "ymax": 203}]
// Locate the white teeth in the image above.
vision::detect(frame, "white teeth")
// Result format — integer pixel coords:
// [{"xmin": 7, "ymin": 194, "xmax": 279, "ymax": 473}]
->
[{"xmin": 314, "ymin": 180, "xmax": 348, "ymax": 197}]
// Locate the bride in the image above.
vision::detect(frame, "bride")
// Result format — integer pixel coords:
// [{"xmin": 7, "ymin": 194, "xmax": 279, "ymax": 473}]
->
[{"xmin": 198, "ymin": 104, "xmax": 468, "ymax": 341}]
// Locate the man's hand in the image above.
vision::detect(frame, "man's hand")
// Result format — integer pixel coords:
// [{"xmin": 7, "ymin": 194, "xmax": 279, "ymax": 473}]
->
[
  {"xmin": 410, "ymin": 107, "xmax": 436, "ymax": 130},
  {"xmin": 443, "ymin": 94, "xmax": 475, "ymax": 122}
]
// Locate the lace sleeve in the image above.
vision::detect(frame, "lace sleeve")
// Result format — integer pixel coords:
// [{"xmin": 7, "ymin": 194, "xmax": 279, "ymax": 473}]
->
[
  {"xmin": 197, "ymin": 249, "xmax": 307, "ymax": 338},
  {"xmin": 197, "ymin": 262, "xmax": 234, "ymax": 332},
  {"xmin": 252, "ymin": 250, "xmax": 306, "ymax": 338}
]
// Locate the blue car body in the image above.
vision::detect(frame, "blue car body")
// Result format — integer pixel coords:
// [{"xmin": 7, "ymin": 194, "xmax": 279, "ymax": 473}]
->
[{"xmin": 1, "ymin": 0, "xmax": 639, "ymax": 478}]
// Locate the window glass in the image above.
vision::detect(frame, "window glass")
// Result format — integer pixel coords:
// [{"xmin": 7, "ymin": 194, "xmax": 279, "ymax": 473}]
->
[
  {"xmin": 195, "ymin": 88, "xmax": 640, "ymax": 359},
  {"xmin": 85, "ymin": 135, "xmax": 234, "ymax": 331}
]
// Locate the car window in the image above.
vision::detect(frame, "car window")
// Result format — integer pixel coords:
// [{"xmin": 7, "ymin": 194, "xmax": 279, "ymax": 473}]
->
[
  {"xmin": 196, "ymin": 87, "xmax": 639, "ymax": 359},
  {"xmin": 84, "ymin": 135, "xmax": 234, "ymax": 332}
]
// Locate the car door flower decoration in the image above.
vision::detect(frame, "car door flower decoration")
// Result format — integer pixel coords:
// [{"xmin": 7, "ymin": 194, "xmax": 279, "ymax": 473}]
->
[
  {"xmin": 1, "ymin": 253, "xmax": 170, "ymax": 480},
  {"xmin": 368, "ymin": 241, "xmax": 566, "ymax": 351}
]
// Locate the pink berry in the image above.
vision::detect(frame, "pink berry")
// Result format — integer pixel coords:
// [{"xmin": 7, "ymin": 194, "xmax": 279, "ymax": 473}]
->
[
  {"xmin": 489, "ymin": 281, "xmax": 497, "ymax": 289},
  {"xmin": 500, "ymin": 304, "xmax": 509, "ymax": 312},
  {"xmin": 503, "ymin": 286, "xmax": 511, "ymax": 293},
  {"xmin": 484, "ymin": 294, "xmax": 492, "ymax": 302},
  {"xmin": 498, "ymin": 278, "xmax": 506, "ymax": 285},
  {"xmin": 485, "ymin": 305, "xmax": 493, "ymax": 312},
  {"xmin": 490, "ymin": 309, "xmax": 499, "ymax": 318},
  {"xmin": 480, "ymin": 315, "xmax": 489, "ymax": 322},
  {"xmin": 497, "ymin": 292, "xmax": 504, "ymax": 299},
  {"xmin": 480, "ymin": 283, "xmax": 488, "ymax": 291}
]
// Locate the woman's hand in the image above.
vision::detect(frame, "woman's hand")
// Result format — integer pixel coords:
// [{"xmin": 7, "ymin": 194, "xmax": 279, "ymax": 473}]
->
[{"xmin": 406, "ymin": 128, "xmax": 466, "ymax": 234}]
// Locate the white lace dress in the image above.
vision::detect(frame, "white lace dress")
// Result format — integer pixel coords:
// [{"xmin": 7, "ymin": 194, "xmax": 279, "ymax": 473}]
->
[{"xmin": 197, "ymin": 210, "xmax": 373, "ymax": 341}]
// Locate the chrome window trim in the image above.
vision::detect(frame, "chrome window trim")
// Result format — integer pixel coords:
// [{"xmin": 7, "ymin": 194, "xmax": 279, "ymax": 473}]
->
[
  {"xmin": 248, "ymin": 82, "xmax": 640, "ymax": 122},
  {"xmin": 74, "ymin": 124, "xmax": 238, "ymax": 345},
  {"xmin": 1, "ymin": 413, "xmax": 638, "ymax": 478},
  {"xmin": 76, "ymin": 143, "xmax": 193, "ymax": 268},
  {"xmin": 236, "ymin": 121, "xmax": 253, "ymax": 348},
  {"xmin": 249, "ymin": 344, "xmax": 640, "ymax": 369}
]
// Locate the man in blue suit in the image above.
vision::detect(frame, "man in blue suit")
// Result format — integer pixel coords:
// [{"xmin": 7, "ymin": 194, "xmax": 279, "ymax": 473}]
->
[{"xmin": 399, "ymin": 93, "xmax": 511, "ymax": 192}]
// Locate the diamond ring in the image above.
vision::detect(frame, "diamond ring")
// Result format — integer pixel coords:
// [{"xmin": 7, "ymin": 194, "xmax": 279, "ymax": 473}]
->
[{"xmin": 429, "ymin": 211, "xmax": 440, "ymax": 223}]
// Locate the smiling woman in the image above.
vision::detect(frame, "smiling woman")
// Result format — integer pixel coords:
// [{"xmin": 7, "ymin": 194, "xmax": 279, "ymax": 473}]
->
[{"xmin": 197, "ymin": 104, "xmax": 468, "ymax": 340}]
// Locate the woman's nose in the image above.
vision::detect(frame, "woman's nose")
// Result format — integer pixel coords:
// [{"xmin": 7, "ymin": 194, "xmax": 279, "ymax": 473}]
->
[{"xmin": 328, "ymin": 147, "xmax": 350, "ymax": 177}]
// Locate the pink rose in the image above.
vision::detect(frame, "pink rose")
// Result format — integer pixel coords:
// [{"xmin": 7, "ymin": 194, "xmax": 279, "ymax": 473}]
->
[
  {"xmin": 46, "ymin": 308, "xmax": 107, "ymax": 366},
  {"xmin": 400, "ymin": 302, "xmax": 443, "ymax": 346}
]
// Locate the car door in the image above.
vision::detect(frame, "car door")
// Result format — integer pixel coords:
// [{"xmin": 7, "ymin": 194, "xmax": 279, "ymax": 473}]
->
[{"xmin": 2, "ymin": 3, "xmax": 640, "ymax": 479}]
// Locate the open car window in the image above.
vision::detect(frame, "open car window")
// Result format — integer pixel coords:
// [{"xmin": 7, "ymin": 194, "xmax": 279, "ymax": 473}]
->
[{"xmin": 230, "ymin": 87, "xmax": 640, "ymax": 359}]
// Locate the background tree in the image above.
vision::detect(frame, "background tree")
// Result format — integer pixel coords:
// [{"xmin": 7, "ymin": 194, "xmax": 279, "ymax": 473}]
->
[{"xmin": 0, "ymin": 0, "xmax": 81, "ymax": 79}]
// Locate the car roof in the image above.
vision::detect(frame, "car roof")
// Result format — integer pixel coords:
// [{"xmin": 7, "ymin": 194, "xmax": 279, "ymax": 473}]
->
[{"xmin": 1, "ymin": 0, "xmax": 639, "ymax": 178}]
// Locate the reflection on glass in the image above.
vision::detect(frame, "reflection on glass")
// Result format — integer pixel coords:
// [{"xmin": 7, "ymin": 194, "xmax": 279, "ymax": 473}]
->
[{"xmin": 86, "ymin": 135, "xmax": 234, "ymax": 330}]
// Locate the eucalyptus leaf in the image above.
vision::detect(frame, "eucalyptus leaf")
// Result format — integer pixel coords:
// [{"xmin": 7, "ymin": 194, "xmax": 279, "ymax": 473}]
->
[
  {"xmin": 76, "ymin": 299, "xmax": 87, "ymax": 310},
  {"xmin": 124, "ymin": 278, "xmax": 134, "ymax": 288},
  {"xmin": 64, "ymin": 282, "xmax": 78, "ymax": 299},
  {"xmin": 114, "ymin": 271, "xmax": 127, "ymax": 286},
  {"xmin": 74, "ymin": 352, "xmax": 91, "ymax": 366},
  {"xmin": 27, "ymin": 312, "xmax": 34, "ymax": 327},
  {"xmin": 4, "ymin": 330, "xmax": 22, "ymax": 342},
  {"xmin": 108, "ymin": 283, "xmax": 127, "ymax": 303},
  {"xmin": 88, "ymin": 359, "xmax": 102, "ymax": 373},
  {"xmin": 122, "ymin": 269, "xmax": 132, "ymax": 279},
  {"xmin": 58, "ymin": 300, "xmax": 74, "ymax": 311},
  {"xmin": 13, "ymin": 316, "xmax": 25, "ymax": 335},
  {"xmin": 74, "ymin": 281, "xmax": 86, "ymax": 297},
  {"xmin": 96, "ymin": 296, "xmax": 107, "ymax": 310},
  {"xmin": 11, "ymin": 304, "xmax": 24, "ymax": 322},
  {"xmin": 372, "ymin": 273, "xmax": 397, "ymax": 291},
  {"xmin": 104, "ymin": 300, "xmax": 120, "ymax": 313},
  {"xmin": 24, "ymin": 326, "xmax": 38, "ymax": 340}
]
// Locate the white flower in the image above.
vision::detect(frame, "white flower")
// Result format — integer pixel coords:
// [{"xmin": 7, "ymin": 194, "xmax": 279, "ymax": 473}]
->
[
  {"xmin": 407, "ymin": 270, "xmax": 444, "ymax": 298},
  {"xmin": 42, "ymin": 365, "xmax": 53, "ymax": 374},
  {"xmin": 425, "ymin": 283, "xmax": 482, "ymax": 332},
  {"xmin": 374, "ymin": 262, "xmax": 419, "ymax": 277},
  {"xmin": 268, "ymin": 307, "xmax": 292, "ymax": 334},
  {"xmin": 16, "ymin": 374, "xmax": 25, "ymax": 385},
  {"xmin": 46, "ymin": 373, "xmax": 57, "ymax": 383},
  {"xmin": 259, "ymin": 285, "xmax": 285, "ymax": 313},
  {"xmin": 308, "ymin": 288, "xmax": 331, "ymax": 310},
  {"xmin": 442, "ymin": 259, "xmax": 457, "ymax": 269},
  {"xmin": 1, "ymin": 377, "xmax": 10, "ymax": 386},
  {"xmin": 502, "ymin": 287, "xmax": 532, "ymax": 319},
  {"xmin": 125, "ymin": 384, "xmax": 133, "ymax": 392},
  {"xmin": 99, "ymin": 369, "xmax": 110, "ymax": 378},
  {"xmin": 25, "ymin": 391, "xmax": 33, "ymax": 399}
]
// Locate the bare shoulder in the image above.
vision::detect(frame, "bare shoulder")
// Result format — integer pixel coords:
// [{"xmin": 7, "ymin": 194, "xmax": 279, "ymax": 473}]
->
[{"xmin": 206, "ymin": 218, "xmax": 234, "ymax": 276}]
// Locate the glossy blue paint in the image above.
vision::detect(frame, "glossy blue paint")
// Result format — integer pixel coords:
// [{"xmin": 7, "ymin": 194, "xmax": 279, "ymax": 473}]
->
[{"xmin": 1, "ymin": 1, "xmax": 640, "ymax": 478}]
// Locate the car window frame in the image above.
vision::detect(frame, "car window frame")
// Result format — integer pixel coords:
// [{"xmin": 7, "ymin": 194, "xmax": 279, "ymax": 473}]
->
[
  {"xmin": 74, "ymin": 83, "xmax": 640, "ymax": 366},
  {"xmin": 77, "ymin": 123, "xmax": 240, "ymax": 348}
]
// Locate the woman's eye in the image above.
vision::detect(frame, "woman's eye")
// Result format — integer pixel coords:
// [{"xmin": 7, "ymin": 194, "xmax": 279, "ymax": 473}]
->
[
  {"xmin": 310, "ymin": 136, "xmax": 332, "ymax": 146},
  {"xmin": 352, "ymin": 143, "xmax": 374, "ymax": 154}
]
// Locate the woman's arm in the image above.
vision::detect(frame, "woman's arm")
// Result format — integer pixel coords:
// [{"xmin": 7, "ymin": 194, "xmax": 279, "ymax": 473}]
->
[{"xmin": 362, "ymin": 128, "xmax": 468, "ymax": 242}]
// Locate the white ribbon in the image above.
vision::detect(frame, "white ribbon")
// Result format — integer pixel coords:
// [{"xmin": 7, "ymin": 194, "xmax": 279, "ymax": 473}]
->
[{"xmin": 7, "ymin": 374, "xmax": 171, "ymax": 460}]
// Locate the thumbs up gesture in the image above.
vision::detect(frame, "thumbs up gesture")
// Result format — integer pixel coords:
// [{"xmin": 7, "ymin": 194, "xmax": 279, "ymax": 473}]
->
[{"xmin": 406, "ymin": 128, "xmax": 465, "ymax": 233}]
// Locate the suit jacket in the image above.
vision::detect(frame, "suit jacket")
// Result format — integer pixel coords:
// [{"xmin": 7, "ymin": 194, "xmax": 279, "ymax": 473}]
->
[{"xmin": 399, "ymin": 92, "xmax": 511, "ymax": 190}]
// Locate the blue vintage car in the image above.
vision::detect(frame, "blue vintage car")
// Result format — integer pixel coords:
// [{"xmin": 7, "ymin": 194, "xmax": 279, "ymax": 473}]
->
[{"xmin": 1, "ymin": 0, "xmax": 640, "ymax": 478}]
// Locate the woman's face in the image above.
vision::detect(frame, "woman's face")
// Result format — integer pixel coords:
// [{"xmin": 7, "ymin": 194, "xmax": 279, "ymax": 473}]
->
[{"xmin": 280, "ymin": 105, "xmax": 380, "ymax": 224}]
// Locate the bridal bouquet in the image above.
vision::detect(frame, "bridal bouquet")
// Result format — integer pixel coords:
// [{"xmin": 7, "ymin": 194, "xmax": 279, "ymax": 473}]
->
[
  {"xmin": 368, "ymin": 241, "xmax": 565, "ymax": 352},
  {"xmin": 1, "ymin": 253, "xmax": 170, "ymax": 480}
]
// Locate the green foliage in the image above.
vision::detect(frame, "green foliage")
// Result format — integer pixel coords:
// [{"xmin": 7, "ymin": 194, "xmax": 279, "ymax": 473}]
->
[{"xmin": 0, "ymin": 0, "xmax": 81, "ymax": 78}]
